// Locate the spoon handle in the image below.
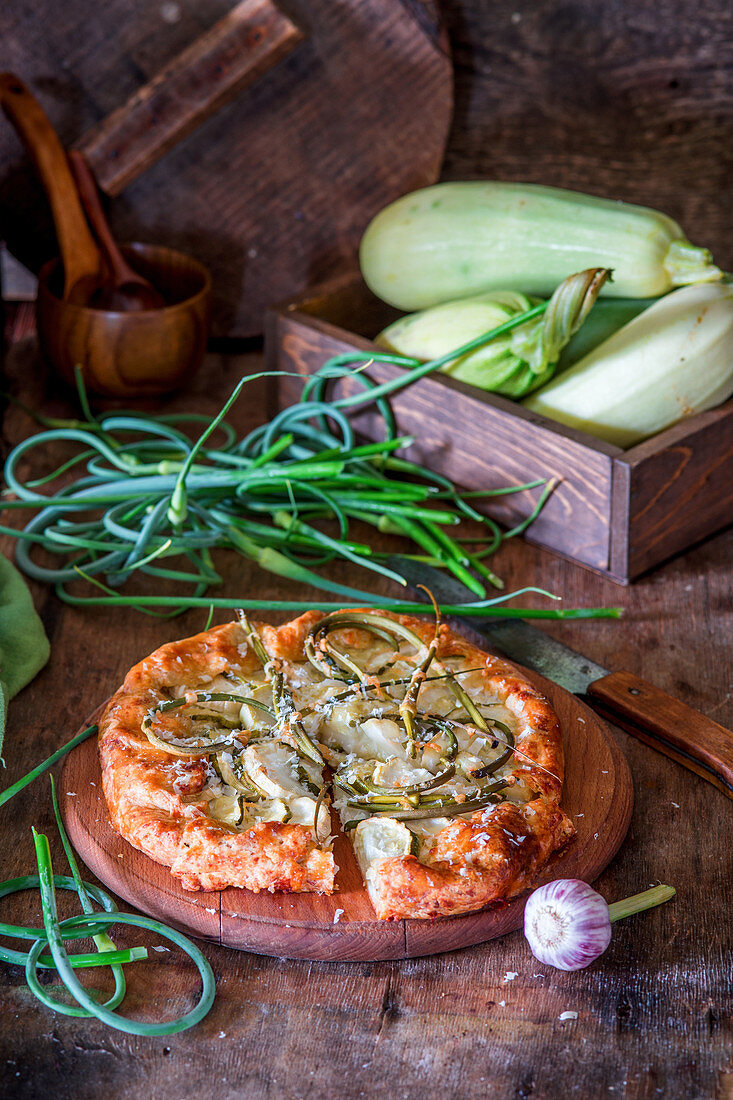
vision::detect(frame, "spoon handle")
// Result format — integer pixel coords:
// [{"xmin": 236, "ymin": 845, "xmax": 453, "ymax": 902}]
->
[
  {"xmin": 0, "ymin": 73, "xmax": 102, "ymax": 299},
  {"xmin": 67, "ymin": 151, "xmax": 142, "ymax": 288}
]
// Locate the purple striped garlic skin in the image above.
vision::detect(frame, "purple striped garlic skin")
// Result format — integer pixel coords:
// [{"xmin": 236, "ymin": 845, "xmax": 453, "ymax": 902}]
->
[{"xmin": 524, "ymin": 879, "xmax": 612, "ymax": 971}]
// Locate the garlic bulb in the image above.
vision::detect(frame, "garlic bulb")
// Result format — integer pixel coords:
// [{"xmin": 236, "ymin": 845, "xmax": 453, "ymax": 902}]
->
[{"xmin": 524, "ymin": 879, "xmax": 675, "ymax": 971}]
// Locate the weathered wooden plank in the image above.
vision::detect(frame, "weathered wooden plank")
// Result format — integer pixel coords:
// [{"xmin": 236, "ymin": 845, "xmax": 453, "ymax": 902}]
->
[
  {"xmin": 77, "ymin": 0, "xmax": 305, "ymax": 195},
  {"xmin": 609, "ymin": 456, "xmax": 632, "ymax": 582},
  {"xmin": 622, "ymin": 400, "xmax": 733, "ymax": 578}
]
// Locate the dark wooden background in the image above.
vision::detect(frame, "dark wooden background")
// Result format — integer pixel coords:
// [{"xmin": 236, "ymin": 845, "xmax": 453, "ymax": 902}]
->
[
  {"xmin": 1, "ymin": 1, "xmax": 732, "ymax": 1098},
  {"xmin": 440, "ymin": 0, "xmax": 733, "ymax": 271},
  {"xmin": 1, "ymin": 0, "xmax": 731, "ymax": 325}
]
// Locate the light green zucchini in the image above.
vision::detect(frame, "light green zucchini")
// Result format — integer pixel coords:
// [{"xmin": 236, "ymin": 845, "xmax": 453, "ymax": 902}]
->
[
  {"xmin": 359, "ymin": 181, "xmax": 721, "ymax": 309},
  {"xmin": 523, "ymin": 283, "xmax": 733, "ymax": 447}
]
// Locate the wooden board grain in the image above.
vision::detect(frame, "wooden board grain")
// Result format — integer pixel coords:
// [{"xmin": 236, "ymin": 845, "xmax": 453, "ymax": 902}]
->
[{"xmin": 60, "ymin": 668, "xmax": 632, "ymax": 961}]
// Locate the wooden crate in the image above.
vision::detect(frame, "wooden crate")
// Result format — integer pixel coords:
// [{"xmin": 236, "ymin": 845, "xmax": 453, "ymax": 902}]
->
[{"xmin": 266, "ymin": 277, "xmax": 733, "ymax": 584}]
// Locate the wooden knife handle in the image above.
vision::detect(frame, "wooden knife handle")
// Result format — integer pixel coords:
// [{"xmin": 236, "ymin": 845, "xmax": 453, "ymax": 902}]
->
[{"xmin": 587, "ymin": 670, "xmax": 733, "ymax": 799}]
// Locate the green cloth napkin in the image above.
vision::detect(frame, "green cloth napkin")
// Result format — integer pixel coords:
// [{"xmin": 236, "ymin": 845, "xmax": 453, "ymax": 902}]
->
[{"xmin": 0, "ymin": 550, "xmax": 50, "ymax": 763}]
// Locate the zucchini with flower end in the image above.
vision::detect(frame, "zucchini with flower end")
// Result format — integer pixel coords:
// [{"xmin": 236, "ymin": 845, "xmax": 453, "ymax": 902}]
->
[
  {"xmin": 359, "ymin": 181, "xmax": 722, "ymax": 309},
  {"xmin": 557, "ymin": 298, "xmax": 653, "ymax": 370},
  {"xmin": 375, "ymin": 268, "xmax": 611, "ymax": 397},
  {"xmin": 524, "ymin": 283, "xmax": 733, "ymax": 447}
]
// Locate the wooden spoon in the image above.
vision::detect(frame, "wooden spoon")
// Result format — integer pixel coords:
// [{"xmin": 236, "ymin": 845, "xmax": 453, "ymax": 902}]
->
[
  {"xmin": 0, "ymin": 73, "xmax": 103, "ymax": 303},
  {"xmin": 67, "ymin": 151, "xmax": 166, "ymax": 312}
]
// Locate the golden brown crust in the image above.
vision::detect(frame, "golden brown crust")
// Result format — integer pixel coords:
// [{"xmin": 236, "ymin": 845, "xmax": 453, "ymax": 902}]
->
[
  {"xmin": 98, "ymin": 610, "xmax": 574, "ymax": 913},
  {"xmin": 369, "ymin": 800, "xmax": 575, "ymax": 920},
  {"xmin": 171, "ymin": 819, "xmax": 335, "ymax": 893},
  {"xmin": 99, "ymin": 618, "xmax": 335, "ymax": 895}
]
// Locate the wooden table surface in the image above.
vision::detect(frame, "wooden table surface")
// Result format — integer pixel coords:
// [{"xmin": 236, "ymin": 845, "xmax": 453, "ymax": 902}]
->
[
  {"xmin": 0, "ymin": 324, "xmax": 731, "ymax": 1100},
  {"xmin": 1, "ymin": 1, "xmax": 732, "ymax": 1094}
]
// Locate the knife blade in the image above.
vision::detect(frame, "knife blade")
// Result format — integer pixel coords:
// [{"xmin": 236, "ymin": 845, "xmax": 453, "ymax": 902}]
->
[{"xmin": 387, "ymin": 556, "xmax": 733, "ymax": 799}]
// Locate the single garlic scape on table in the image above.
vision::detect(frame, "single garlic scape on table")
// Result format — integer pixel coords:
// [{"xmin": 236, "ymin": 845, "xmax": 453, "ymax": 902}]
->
[{"xmin": 524, "ymin": 878, "xmax": 676, "ymax": 971}]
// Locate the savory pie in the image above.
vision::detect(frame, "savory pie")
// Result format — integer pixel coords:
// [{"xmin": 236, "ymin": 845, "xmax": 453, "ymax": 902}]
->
[{"xmin": 99, "ymin": 608, "xmax": 575, "ymax": 919}]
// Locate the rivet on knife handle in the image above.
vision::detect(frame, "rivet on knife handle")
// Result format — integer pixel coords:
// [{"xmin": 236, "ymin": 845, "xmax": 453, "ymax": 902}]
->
[{"xmin": 587, "ymin": 670, "xmax": 733, "ymax": 799}]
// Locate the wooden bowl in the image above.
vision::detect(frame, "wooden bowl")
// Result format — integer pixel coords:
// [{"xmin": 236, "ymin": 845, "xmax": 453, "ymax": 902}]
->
[{"xmin": 36, "ymin": 242, "xmax": 211, "ymax": 398}]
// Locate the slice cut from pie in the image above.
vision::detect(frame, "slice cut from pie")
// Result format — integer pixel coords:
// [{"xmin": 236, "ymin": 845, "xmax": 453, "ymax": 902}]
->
[{"xmin": 98, "ymin": 608, "xmax": 575, "ymax": 916}]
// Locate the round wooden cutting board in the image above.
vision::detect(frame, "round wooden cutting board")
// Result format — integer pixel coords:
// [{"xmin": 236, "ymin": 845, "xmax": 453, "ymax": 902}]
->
[{"xmin": 60, "ymin": 668, "xmax": 632, "ymax": 962}]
